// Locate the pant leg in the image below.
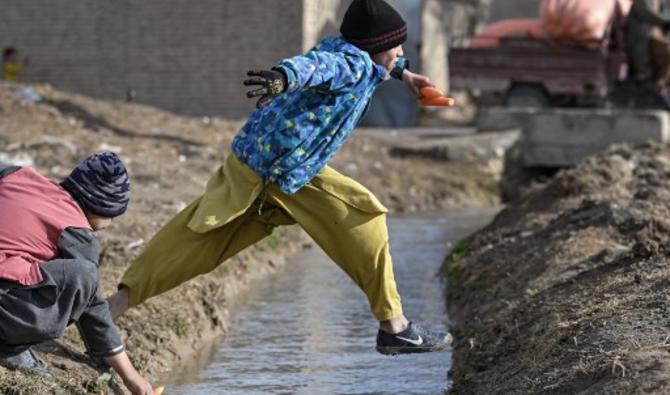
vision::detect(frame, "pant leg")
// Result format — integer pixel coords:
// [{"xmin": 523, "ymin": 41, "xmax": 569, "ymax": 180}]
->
[
  {"xmin": 0, "ymin": 281, "xmax": 32, "ymax": 357},
  {"xmin": 121, "ymin": 196, "xmax": 295, "ymax": 307},
  {"xmin": 627, "ymin": 34, "xmax": 654, "ymax": 80},
  {"xmin": 0, "ymin": 344, "xmax": 28, "ymax": 358},
  {"xmin": 267, "ymin": 167, "xmax": 404, "ymax": 322},
  {"xmin": 0, "ymin": 259, "xmax": 97, "ymax": 354}
]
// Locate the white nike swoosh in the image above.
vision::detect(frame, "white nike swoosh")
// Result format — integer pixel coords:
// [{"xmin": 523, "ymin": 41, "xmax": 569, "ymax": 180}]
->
[{"xmin": 396, "ymin": 335, "xmax": 424, "ymax": 346}]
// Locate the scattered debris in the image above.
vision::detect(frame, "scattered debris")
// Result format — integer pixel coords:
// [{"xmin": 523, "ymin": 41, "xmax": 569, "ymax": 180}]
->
[
  {"xmin": 0, "ymin": 152, "xmax": 33, "ymax": 167},
  {"xmin": 126, "ymin": 239, "xmax": 145, "ymax": 250},
  {"xmin": 15, "ymin": 86, "xmax": 42, "ymax": 103}
]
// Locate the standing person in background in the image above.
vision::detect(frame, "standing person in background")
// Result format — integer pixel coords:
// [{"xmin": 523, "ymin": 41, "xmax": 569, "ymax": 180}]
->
[
  {"xmin": 2, "ymin": 47, "xmax": 28, "ymax": 82},
  {"xmin": 626, "ymin": 0, "xmax": 670, "ymax": 92}
]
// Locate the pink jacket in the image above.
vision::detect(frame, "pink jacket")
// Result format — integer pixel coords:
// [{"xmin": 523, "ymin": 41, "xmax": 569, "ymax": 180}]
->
[{"xmin": 0, "ymin": 166, "xmax": 90, "ymax": 286}]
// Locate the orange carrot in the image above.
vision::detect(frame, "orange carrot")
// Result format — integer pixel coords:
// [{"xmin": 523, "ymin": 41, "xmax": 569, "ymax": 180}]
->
[
  {"xmin": 421, "ymin": 96, "xmax": 456, "ymax": 107},
  {"xmin": 420, "ymin": 86, "xmax": 444, "ymax": 99}
]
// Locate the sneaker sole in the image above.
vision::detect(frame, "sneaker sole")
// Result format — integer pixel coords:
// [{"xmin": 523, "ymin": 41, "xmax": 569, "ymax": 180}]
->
[{"xmin": 376, "ymin": 333, "xmax": 453, "ymax": 356}]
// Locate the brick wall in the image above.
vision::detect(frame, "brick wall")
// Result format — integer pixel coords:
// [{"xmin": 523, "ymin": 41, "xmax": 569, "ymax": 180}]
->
[{"xmin": 1, "ymin": 0, "xmax": 305, "ymax": 119}]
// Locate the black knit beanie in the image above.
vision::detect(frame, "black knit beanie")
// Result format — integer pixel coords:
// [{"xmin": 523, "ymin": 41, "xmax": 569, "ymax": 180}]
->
[{"xmin": 340, "ymin": 0, "xmax": 407, "ymax": 54}]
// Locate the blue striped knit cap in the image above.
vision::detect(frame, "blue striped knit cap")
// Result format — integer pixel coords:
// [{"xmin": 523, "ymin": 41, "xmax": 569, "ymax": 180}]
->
[{"xmin": 61, "ymin": 152, "xmax": 130, "ymax": 218}]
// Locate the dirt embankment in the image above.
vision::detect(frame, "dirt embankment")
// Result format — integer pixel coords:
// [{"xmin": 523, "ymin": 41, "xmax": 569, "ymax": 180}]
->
[
  {"xmin": 0, "ymin": 82, "xmax": 499, "ymax": 394},
  {"xmin": 446, "ymin": 143, "xmax": 670, "ymax": 394}
]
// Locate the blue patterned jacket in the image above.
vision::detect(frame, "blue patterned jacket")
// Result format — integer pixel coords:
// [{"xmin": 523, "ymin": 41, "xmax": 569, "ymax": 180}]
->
[{"xmin": 231, "ymin": 36, "xmax": 388, "ymax": 195}]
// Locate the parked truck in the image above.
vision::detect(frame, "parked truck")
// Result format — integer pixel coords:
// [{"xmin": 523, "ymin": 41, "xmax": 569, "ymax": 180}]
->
[{"xmin": 449, "ymin": 33, "xmax": 668, "ymax": 110}]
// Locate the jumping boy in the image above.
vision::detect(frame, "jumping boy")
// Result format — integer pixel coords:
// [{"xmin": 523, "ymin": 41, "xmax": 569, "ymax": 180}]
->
[
  {"xmin": 0, "ymin": 153, "xmax": 154, "ymax": 395},
  {"xmin": 108, "ymin": 0, "xmax": 452, "ymax": 355}
]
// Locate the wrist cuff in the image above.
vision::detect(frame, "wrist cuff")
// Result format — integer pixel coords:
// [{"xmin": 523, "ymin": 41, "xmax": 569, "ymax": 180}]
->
[
  {"xmin": 390, "ymin": 57, "xmax": 409, "ymax": 80},
  {"xmin": 271, "ymin": 67, "xmax": 289, "ymax": 93}
]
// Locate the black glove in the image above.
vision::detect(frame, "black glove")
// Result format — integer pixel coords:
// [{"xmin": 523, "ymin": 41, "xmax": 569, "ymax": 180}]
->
[{"xmin": 244, "ymin": 68, "xmax": 287, "ymax": 109}]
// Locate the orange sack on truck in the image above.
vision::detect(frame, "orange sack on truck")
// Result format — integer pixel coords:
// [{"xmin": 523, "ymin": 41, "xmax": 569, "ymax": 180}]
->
[
  {"xmin": 469, "ymin": 18, "xmax": 547, "ymax": 48},
  {"xmin": 539, "ymin": 0, "xmax": 632, "ymax": 49}
]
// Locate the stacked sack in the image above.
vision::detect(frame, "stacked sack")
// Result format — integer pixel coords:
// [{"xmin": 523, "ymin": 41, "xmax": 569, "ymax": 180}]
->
[
  {"xmin": 540, "ymin": 0, "xmax": 632, "ymax": 49},
  {"xmin": 469, "ymin": 0, "xmax": 632, "ymax": 49},
  {"xmin": 469, "ymin": 19, "xmax": 547, "ymax": 48}
]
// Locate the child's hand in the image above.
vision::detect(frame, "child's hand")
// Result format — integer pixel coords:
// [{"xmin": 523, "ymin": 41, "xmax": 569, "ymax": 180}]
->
[
  {"xmin": 123, "ymin": 373, "xmax": 154, "ymax": 395},
  {"xmin": 105, "ymin": 352, "xmax": 154, "ymax": 395},
  {"xmin": 401, "ymin": 70, "xmax": 435, "ymax": 99}
]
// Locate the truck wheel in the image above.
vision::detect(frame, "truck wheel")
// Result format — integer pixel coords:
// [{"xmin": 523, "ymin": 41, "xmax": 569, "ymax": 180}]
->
[{"xmin": 505, "ymin": 85, "xmax": 549, "ymax": 108}]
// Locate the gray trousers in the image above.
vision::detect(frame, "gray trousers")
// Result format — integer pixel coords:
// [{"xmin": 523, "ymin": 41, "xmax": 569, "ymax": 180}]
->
[{"xmin": 0, "ymin": 258, "xmax": 123, "ymax": 357}]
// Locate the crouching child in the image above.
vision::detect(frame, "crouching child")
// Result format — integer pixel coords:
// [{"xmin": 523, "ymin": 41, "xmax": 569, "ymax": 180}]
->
[{"xmin": 0, "ymin": 152, "xmax": 154, "ymax": 395}]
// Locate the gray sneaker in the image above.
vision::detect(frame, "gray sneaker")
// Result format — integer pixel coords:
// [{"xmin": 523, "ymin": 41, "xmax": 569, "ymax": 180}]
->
[
  {"xmin": 0, "ymin": 348, "xmax": 51, "ymax": 377},
  {"xmin": 376, "ymin": 322, "xmax": 453, "ymax": 355}
]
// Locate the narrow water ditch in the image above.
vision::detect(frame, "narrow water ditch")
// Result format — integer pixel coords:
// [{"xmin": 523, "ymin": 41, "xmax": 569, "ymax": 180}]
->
[{"xmin": 166, "ymin": 209, "xmax": 498, "ymax": 395}]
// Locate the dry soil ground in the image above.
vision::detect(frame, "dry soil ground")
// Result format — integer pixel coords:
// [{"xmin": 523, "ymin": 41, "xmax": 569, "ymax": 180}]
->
[
  {"xmin": 447, "ymin": 143, "xmax": 670, "ymax": 394},
  {"xmin": 0, "ymin": 82, "xmax": 499, "ymax": 394}
]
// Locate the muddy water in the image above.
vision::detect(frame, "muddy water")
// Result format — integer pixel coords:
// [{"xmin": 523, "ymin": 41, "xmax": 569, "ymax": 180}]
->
[{"xmin": 168, "ymin": 209, "xmax": 497, "ymax": 395}]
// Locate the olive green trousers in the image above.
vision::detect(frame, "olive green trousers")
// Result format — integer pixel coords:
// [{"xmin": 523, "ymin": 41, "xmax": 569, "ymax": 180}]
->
[{"xmin": 120, "ymin": 154, "xmax": 403, "ymax": 321}]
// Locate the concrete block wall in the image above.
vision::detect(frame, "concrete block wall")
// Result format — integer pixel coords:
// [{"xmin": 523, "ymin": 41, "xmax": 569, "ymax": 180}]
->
[
  {"xmin": 302, "ymin": 0, "xmax": 348, "ymax": 51},
  {"xmin": 521, "ymin": 109, "xmax": 670, "ymax": 166}
]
